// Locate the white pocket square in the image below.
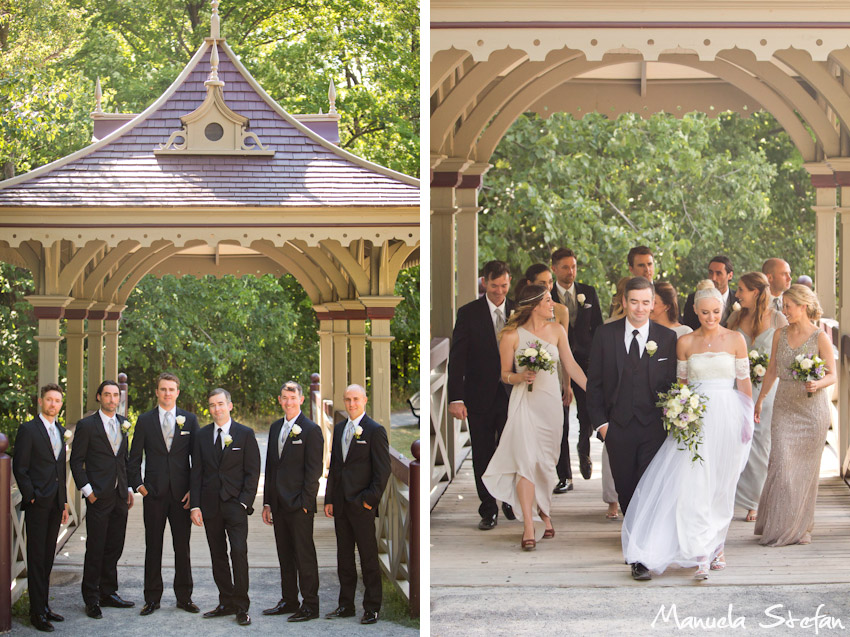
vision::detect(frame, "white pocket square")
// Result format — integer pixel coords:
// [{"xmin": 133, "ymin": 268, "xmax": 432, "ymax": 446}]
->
[
  {"xmin": 356, "ymin": 440, "xmax": 367, "ymax": 444},
  {"xmin": 291, "ymin": 440, "xmax": 303, "ymax": 445},
  {"xmin": 658, "ymin": 357, "xmax": 668, "ymax": 362},
  {"xmin": 180, "ymin": 431, "xmax": 190, "ymax": 435},
  {"xmin": 231, "ymin": 447, "xmax": 242, "ymax": 451}
]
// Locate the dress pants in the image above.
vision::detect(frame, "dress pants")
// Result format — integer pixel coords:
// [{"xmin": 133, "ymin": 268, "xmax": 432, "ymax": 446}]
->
[
  {"xmin": 467, "ymin": 390, "xmax": 509, "ymax": 518},
  {"xmin": 273, "ymin": 509, "xmax": 319, "ymax": 612},
  {"xmin": 25, "ymin": 504, "xmax": 62, "ymax": 616},
  {"xmin": 203, "ymin": 499, "xmax": 249, "ymax": 612},
  {"xmin": 142, "ymin": 491, "xmax": 193, "ymax": 604},
  {"xmin": 605, "ymin": 417, "xmax": 666, "ymax": 514},
  {"xmin": 572, "ymin": 381, "xmax": 593, "ymax": 464},
  {"xmin": 82, "ymin": 488, "xmax": 128, "ymax": 605},
  {"xmin": 555, "ymin": 402, "xmax": 572, "ymax": 481},
  {"xmin": 334, "ymin": 500, "xmax": 380, "ymax": 613}
]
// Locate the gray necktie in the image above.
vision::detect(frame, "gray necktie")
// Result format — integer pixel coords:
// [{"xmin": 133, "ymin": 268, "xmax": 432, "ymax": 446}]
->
[
  {"xmin": 47, "ymin": 423, "xmax": 61, "ymax": 460},
  {"xmin": 566, "ymin": 290, "xmax": 577, "ymax": 326},
  {"xmin": 342, "ymin": 420, "xmax": 355, "ymax": 460},
  {"xmin": 774, "ymin": 296, "xmax": 783, "ymax": 312},
  {"xmin": 162, "ymin": 412, "xmax": 174, "ymax": 451},
  {"xmin": 278, "ymin": 420, "xmax": 291, "ymax": 457},
  {"xmin": 108, "ymin": 417, "xmax": 120, "ymax": 455},
  {"xmin": 494, "ymin": 308, "xmax": 505, "ymax": 334}
]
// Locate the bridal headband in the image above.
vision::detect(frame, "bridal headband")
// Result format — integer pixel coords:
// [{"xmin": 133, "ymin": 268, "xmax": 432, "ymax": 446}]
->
[
  {"xmin": 519, "ymin": 290, "xmax": 547, "ymax": 306},
  {"xmin": 694, "ymin": 286, "xmax": 723, "ymax": 305}
]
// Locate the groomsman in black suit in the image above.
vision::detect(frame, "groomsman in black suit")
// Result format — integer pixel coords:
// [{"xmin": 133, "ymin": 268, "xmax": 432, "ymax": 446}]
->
[
  {"xmin": 69, "ymin": 380, "xmax": 135, "ymax": 618},
  {"xmin": 683, "ymin": 256, "xmax": 736, "ymax": 330},
  {"xmin": 762, "ymin": 257, "xmax": 792, "ymax": 311},
  {"xmin": 324, "ymin": 384, "xmax": 390, "ymax": 625},
  {"xmin": 190, "ymin": 388, "xmax": 260, "ymax": 626},
  {"xmin": 586, "ymin": 277, "xmax": 677, "ymax": 580},
  {"xmin": 128, "ymin": 372, "xmax": 200, "ymax": 616},
  {"xmin": 448, "ymin": 260, "xmax": 516, "ymax": 529},
  {"xmin": 13, "ymin": 384, "xmax": 70, "ymax": 632},
  {"xmin": 550, "ymin": 248, "xmax": 603, "ymax": 486},
  {"xmin": 627, "ymin": 246, "xmax": 656, "ymax": 280},
  {"xmin": 262, "ymin": 381, "xmax": 323, "ymax": 622}
]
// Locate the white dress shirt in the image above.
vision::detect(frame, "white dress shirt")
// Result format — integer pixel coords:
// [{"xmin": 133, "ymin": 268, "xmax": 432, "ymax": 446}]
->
[
  {"xmin": 81, "ymin": 410, "xmax": 132, "ymax": 498},
  {"xmin": 39, "ymin": 413, "xmax": 60, "ymax": 459},
  {"xmin": 193, "ymin": 419, "xmax": 238, "ymax": 511},
  {"xmin": 624, "ymin": 318, "xmax": 650, "ymax": 357},
  {"xmin": 485, "ymin": 295, "xmax": 508, "ymax": 333},
  {"xmin": 278, "ymin": 411, "xmax": 302, "ymax": 455}
]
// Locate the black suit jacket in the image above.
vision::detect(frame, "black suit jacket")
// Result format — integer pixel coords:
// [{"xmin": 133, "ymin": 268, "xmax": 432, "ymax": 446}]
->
[
  {"xmin": 552, "ymin": 282, "xmax": 603, "ymax": 367},
  {"xmin": 448, "ymin": 296, "xmax": 515, "ymax": 413},
  {"xmin": 264, "ymin": 412, "xmax": 323, "ymax": 514},
  {"xmin": 586, "ymin": 319, "xmax": 678, "ymax": 429},
  {"xmin": 128, "ymin": 407, "xmax": 199, "ymax": 500},
  {"xmin": 70, "ymin": 412, "xmax": 129, "ymax": 498},
  {"xmin": 12, "ymin": 417, "xmax": 67, "ymax": 511},
  {"xmin": 325, "ymin": 414, "xmax": 390, "ymax": 510},
  {"xmin": 190, "ymin": 420, "xmax": 260, "ymax": 515},
  {"xmin": 683, "ymin": 287, "xmax": 736, "ymax": 331}
]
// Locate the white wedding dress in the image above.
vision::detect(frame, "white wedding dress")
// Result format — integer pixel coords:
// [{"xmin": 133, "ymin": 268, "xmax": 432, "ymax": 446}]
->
[{"xmin": 622, "ymin": 352, "xmax": 754, "ymax": 572}]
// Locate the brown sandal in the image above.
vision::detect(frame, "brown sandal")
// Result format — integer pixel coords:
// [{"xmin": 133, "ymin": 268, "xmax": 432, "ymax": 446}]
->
[
  {"xmin": 542, "ymin": 528, "xmax": 555, "ymax": 539},
  {"xmin": 521, "ymin": 538, "xmax": 536, "ymax": 551}
]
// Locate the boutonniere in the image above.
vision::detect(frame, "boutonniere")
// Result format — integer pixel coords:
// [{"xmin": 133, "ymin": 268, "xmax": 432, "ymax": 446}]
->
[
  {"xmin": 289, "ymin": 424, "xmax": 302, "ymax": 438},
  {"xmin": 646, "ymin": 340, "xmax": 658, "ymax": 357},
  {"xmin": 577, "ymin": 293, "xmax": 586, "ymax": 305},
  {"xmin": 732, "ymin": 301, "xmax": 742, "ymax": 313},
  {"xmin": 121, "ymin": 421, "xmax": 130, "ymax": 433},
  {"xmin": 176, "ymin": 415, "xmax": 186, "ymax": 430},
  {"xmin": 63, "ymin": 430, "xmax": 72, "ymax": 443},
  {"xmin": 223, "ymin": 434, "xmax": 233, "ymax": 447},
  {"xmin": 354, "ymin": 425, "xmax": 363, "ymax": 439}
]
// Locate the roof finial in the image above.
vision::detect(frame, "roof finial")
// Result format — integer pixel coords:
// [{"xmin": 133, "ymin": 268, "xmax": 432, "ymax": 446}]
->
[
  {"xmin": 210, "ymin": 0, "xmax": 220, "ymax": 39},
  {"xmin": 328, "ymin": 78, "xmax": 337, "ymax": 114},
  {"xmin": 206, "ymin": 42, "xmax": 222, "ymax": 86},
  {"xmin": 94, "ymin": 78, "xmax": 103, "ymax": 114}
]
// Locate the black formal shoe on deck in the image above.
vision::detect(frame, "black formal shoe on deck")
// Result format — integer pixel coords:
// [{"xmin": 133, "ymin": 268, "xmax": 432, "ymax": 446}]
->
[
  {"xmin": 236, "ymin": 611, "xmax": 251, "ymax": 626},
  {"xmin": 45, "ymin": 608, "xmax": 64, "ymax": 622},
  {"xmin": 325, "ymin": 606, "xmax": 356, "ymax": 618},
  {"xmin": 361, "ymin": 610, "xmax": 379, "ymax": 625},
  {"xmin": 140, "ymin": 602, "xmax": 160, "ymax": 616},
  {"xmin": 30, "ymin": 615, "xmax": 54, "ymax": 632},
  {"xmin": 288, "ymin": 608, "xmax": 319, "ymax": 622},
  {"xmin": 580, "ymin": 455, "xmax": 593, "ymax": 480},
  {"xmin": 553, "ymin": 479, "xmax": 574, "ymax": 494},
  {"xmin": 502, "ymin": 502, "xmax": 516, "ymax": 520},
  {"xmin": 631, "ymin": 562, "xmax": 652, "ymax": 581},
  {"xmin": 204, "ymin": 604, "xmax": 237, "ymax": 618},
  {"xmin": 85, "ymin": 604, "xmax": 102, "ymax": 619},
  {"xmin": 176, "ymin": 600, "xmax": 200, "ymax": 613},
  {"xmin": 100, "ymin": 593, "xmax": 134, "ymax": 608},
  {"xmin": 478, "ymin": 514, "xmax": 497, "ymax": 530},
  {"xmin": 262, "ymin": 600, "xmax": 301, "ymax": 615}
]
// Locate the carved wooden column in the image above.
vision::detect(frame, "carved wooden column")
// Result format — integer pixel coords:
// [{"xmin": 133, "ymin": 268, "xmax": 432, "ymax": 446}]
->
[
  {"xmin": 64, "ymin": 300, "xmax": 93, "ymax": 426},
  {"xmin": 431, "ymin": 185, "xmax": 458, "ymax": 341},
  {"xmin": 324, "ymin": 302, "xmax": 349, "ymax": 411},
  {"xmin": 23, "ymin": 296, "xmax": 72, "ymax": 389},
  {"xmin": 362, "ymin": 296, "xmax": 403, "ymax": 433},
  {"xmin": 342, "ymin": 300, "xmax": 368, "ymax": 390},
  {"xmin": 86, "ymin": 302, "xmax": 111, "ymax": 410},
  {"xmin": 456, "ymin": 163, "xmax": 490, "ymax": 307},
  {"xmin": 837, "ymin": 173, "xmax": 850, "ymax": 474},
  {"xmin": 314, "ymin": 306, "xmax": 334, "ymax": 411},
  {"xmin": 808, "ymin": 162, "xmax": 837, "ymax": 318},
  {"xmin": 104, "ymin": 305, "xmax": 125, "ymax": 382}
]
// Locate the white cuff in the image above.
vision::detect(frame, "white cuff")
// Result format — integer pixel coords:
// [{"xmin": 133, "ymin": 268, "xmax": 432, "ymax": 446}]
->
[
  {"xmin": 128, "ymin": 487, "xmax": 134, "ymax": 495},
  {"xmin": 190, "ymin": 507, "xmax": 200, "ymax": 512},
  {"xmin": 240, "ymin": 501, "xmax": 247, "ymax": 509},
  {"xmin": 81, "ymin": 484, "xmax": 93, "ymax": 498}
]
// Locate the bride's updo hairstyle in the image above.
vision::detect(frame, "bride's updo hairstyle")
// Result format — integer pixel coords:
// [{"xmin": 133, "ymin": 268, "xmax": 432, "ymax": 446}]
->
[
  {"xmin": 694, "ymin": 279, "xmax": 723, "ymax": 310},
  {"xmin": 783, "ymin": 284, "xmax": 823, "ymax": 322},
  {"xmin": 727, "ymin": 271, "xmax": 770, "ymax": 334},
  {"xmin": 503, "ymin": 283, "xmax": 548, "ymax": 332},
  {"xmin": 515, "ymin": 263, "xmax": 551, "ymax": 299}
]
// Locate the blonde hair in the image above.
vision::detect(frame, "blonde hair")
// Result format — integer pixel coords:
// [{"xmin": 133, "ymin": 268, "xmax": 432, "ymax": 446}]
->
[
  {"xmin": 727, "ymin": 271, "xmax": 770, "ymax": 334},
  {"xmin": 783, "ymin": 284, "xmax": 823, "ymax": 321},
  {"xmin": 608, "ymin": 276, "xmax": 632, "ymax": 320}
]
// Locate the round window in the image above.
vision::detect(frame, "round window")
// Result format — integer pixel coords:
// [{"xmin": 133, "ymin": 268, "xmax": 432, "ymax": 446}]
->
[{"xmin": 204, "ymin": 122, "xmax": 224, "ymax": 141}]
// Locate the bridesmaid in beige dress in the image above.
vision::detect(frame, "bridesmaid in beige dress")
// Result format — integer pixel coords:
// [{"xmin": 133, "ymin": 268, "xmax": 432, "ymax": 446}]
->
[{"xmin": 753, "ymin": 285, "xmax": 836, "ymax": 546}]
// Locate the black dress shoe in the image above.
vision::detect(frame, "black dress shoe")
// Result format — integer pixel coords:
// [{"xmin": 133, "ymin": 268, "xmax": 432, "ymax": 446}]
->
[
  {"xmin": 325, "ymin": 605, "xmax": 356, "ymax": 618},
  {"xmin": 361, "ymin": 610, "xmax": 379, "ymax": 624},
  {"xmin": 501, "ymin": 502, "xmax": 516, "ymax": 520},
  {"xmin": 140, "ymin": 602, "xmax": 160, "ymax": 616},
  {"xmin": 45, "ymin": 608, "xmax": 64, "ymax": 622},
  {"xmin": 580, "ymin": 455, "xmax": 593, "ymax": 480},
  {"xmin": 631, "ymin": 562, "xmax": 652, "ymax": 581},
  {"xmin": 288, "ymin": 608, "xmax": 319, "ymax": 622},
  {"xmin": 262, "ymin": 600, "xmax": 300, "ymax": 615},
  {"xmin": 204, "ymin": 604, "xmax": 237, "ymax": 618},
  {"xmin": 477, "ymin": 515, "xmax": 497, "ymax": 530},
  {"xmin": 100, "ymin": 593, "xmax": 135, "ymax": 608},
  {"xmin": 176, "ymin": 600, "xmax": 200, "ymax": 613},
  {"xmin": 85, "ymin": 604, "xmax": 102, "ymax": 619},
  {"xmin": 30, "ymin": 614, "xmax": 54, "ymax": 632},
  {"xmin": 553, "ymin": 479, "xmax": 574, "ymax": 494},
  {"xmin": 236, "ymin": 611, "xmax": 251, "ymax": 626}
]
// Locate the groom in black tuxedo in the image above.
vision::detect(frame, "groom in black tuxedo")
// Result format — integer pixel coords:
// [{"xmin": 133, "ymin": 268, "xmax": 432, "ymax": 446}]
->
[
  {"xmin": 587, "ymin": 277, "xmax": 677, "ymax": 580},
  {"xmin": 550, "ymin": 248, "xmax": 603, "ymax": 486},
  {"xmin": 448, "ymin": 260, "xmax": 516, "ymax": 529},
  {"xmin": 683, "ymin": 256, "xmax": 736, "ymax": 330},
  {"xmin": 128, "ymin": 372, "xmax": 200, "ymax": 616}
]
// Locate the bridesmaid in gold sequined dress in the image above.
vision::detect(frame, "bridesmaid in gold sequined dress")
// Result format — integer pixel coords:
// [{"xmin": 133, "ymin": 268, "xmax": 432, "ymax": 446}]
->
[{"xmin": 753, "ymin": 285, "xmax": 836, "ymax": 547}]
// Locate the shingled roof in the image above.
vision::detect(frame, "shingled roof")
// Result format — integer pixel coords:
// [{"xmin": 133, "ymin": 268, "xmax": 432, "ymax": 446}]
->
[{"xmin": 0, "ymin": 40, "xmax": 419, "ymax": 208}]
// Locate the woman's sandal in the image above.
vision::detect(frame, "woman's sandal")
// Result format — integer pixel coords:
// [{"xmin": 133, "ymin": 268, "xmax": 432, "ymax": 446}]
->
[
  {"xmin": 542, "ymin": 528, "xmax": 555, "ymax": 539},
  {"xmin": 694, "ymin": 563, "xmax": 709, "ymax": 580},
  {"xmin": 605, "ymin": 512, "xmax": 620, "ymax": 520},
  {"xmin": 710, "ymin": 553, "xmax": 726, "ymax": 571},
  {"xmin": 745, "ymin": 510, "xmax": 757, "ymax": 522},
  {"xmin": 521, "ymin": 537, "xmax": 536, "ymax": 551}
]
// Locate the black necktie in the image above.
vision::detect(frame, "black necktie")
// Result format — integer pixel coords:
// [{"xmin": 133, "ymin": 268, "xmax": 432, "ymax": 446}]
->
[
  {"xmin": 215, "ymin": 427, "xmax": 224, "ymax": 460},
  {"xmin": 629, "ymin": 329, "xmax": 641, "ymax": 364}
]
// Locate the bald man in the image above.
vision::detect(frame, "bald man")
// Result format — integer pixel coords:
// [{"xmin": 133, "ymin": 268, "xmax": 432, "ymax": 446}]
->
[{"xmin": 762, "ymin": 258, "xmax": 792, "ymax": 311}]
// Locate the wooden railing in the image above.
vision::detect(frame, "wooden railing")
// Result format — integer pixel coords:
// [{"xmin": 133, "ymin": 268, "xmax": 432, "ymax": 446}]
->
[{"xmin": 431, "ymin": 337, "xmax": 470, "ymax": 507}]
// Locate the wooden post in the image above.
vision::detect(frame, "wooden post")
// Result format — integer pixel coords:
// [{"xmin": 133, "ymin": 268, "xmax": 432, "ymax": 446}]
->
[
  {"xmin": 118, "ymin": 372, "xmax": 129, "ymax": 418},
  {"xmin": 409, "ymin": 439, "xmax": 420, "ymax": 618},
  {"xmin": 0, "ymin": 433, "xmax": 11, "ymax": 633}
]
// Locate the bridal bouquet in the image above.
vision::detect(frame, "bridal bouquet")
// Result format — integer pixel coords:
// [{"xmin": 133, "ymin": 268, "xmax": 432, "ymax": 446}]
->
[
  {"xmin": 516, "ymin": 341, "xmax": 555, "ymax": 392},
  {"xmin": 748, "ymin": 349, "xmax": 769, "ymax": 387},
  {"xmin": 790, "ymin": 354, "xmax": 826, "ymax": 397},
  {"xmin": 656, "ymin": 382, "xmax": 708, "ymax": 463}
]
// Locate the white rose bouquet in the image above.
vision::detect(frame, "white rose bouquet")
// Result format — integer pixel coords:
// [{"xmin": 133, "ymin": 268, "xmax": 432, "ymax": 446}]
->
[
  {"xmin": 790, "ymin": 353, "xmax": 826, "ymax": 397},
  {"xmin": 748, "ymin": 349, "xmax": 769, "ymax": 387},
  {"xmin": 656, "ymin": 381, "xmax": 708, "ymax": 463},
  {"xmin": 516, "ymin": 340, "xmax": 556, "ymax": 392}
]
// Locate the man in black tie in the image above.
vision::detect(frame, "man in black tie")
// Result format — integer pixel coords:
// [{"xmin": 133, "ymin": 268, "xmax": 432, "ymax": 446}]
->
[
  {"xmin": 762, "ymin": 257, "xmax": 792, "ymax": 311},
  {"xmin": 324, "ymin": 384, "xmax": 390, "ymax": 625},
  {"xmin": 13, "ymin": 384, "xmax": 70, "ymax": 632},
  {"xmin": 683, "ymin": 256, "xmax": 736, "ymax": 330},
  {"xmin": 69, "ymin": 380, "xmax": 135, "ymax": 618},
  {"xmin": 128, "ymin": 372, "xmax": 200, "ymax": 616},
  {"xmin": 448, "ymin": 260, "xmax": 516, "ymax": 529},
  {"xmin": 262, "ymin": 381, "xmax": 323, "ymax": 622},
  {"xmin": 190, "ymin": 388, "xmax": 260, "ymax": 627},
  {"xmin": 627, "ymin": 246, "xmax": 656, "ymax": 280}
]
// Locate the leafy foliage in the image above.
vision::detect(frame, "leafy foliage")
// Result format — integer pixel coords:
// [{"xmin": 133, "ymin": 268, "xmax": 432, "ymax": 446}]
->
[{"xmin": 390, "ymin": 266, "xmax": 420, "ymax": 404}]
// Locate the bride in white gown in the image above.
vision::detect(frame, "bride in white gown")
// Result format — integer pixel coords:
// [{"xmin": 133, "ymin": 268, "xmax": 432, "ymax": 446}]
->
[{"xmin": 622, "ymin": 280, "xmax": 754, "ymax": 579}]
